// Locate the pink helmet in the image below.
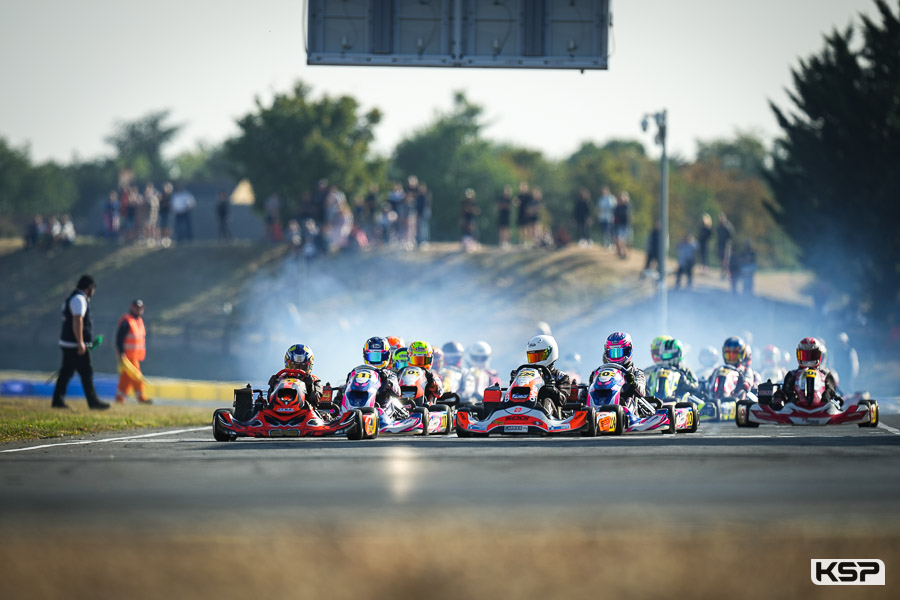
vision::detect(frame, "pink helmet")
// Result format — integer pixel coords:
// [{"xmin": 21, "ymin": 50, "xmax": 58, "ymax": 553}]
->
[{"xmin": 604, "ymin": 331, "xmax": 633, "ymax": 364}]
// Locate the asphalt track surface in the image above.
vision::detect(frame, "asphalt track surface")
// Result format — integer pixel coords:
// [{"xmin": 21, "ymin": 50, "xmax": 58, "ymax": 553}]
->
[{"xmin": 2, "ymin": 415, "xmax": 900, "ymax": 531}]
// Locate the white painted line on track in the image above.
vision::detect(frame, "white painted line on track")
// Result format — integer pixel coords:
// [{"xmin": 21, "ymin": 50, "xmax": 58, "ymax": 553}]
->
[
  {"xmin": 878, "ymin": 422, "xmax": 900, "ymax": 436},
  {"xmin": 0, "ymin": 427, "xmax": 208, "ymax": 454}
]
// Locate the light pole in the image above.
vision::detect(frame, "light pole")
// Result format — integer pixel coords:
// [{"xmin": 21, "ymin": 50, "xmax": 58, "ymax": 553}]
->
[{"xmin": 641, "ymin": 109, "xmax": 669, "ymax": 333}]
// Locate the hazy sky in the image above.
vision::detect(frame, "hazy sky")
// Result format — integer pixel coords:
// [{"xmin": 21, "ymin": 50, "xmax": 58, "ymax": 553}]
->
[{"xmin": 0, "ymin": 0, "xmax": 879, "ymax": 165}]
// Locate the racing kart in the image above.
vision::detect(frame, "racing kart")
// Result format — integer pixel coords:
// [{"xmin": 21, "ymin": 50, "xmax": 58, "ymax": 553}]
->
[
  {"xmin": 585, "ymin": 363, "xmax": 698, "ymax": 435},
  {"xmin": 696, "ymin": 364, "xmax": 749, "ymax": 422},
  {"xmin": 328, "ymin": 365, "xmax": 454, "ymax": 437},
  {"xmin": 212, "ymin": 369, "xmax": 358, "ymax": 441},
  {"xmin": 736, "ymin": 371, "xmax": 880, "ymax": 428},
  {"xmin": 455, "ymin": 364, "xmax": 597, "ymax": 437}
]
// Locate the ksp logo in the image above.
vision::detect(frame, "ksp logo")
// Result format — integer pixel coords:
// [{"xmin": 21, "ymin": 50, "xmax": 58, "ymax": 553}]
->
[{"xmin": 811, "ymin": 559, "xmax": 885, "ymax": 585}]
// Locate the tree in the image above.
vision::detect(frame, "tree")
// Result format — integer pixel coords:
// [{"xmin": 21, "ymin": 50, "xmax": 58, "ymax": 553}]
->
[
  {"xmin": 225, "ymin": 81, "xmax": 381, "ymax": 217},
  {"xmin": 392, "ymin": 93, "xmax": 517, "ymax": 243},
  {"xmin": 767, "ymin": 0, "xmax": 900, "ymax": 317},
  {"xmin": 104, "ymin": 110, "xmax": 181, "ymax": 181},
  {"xmin": 0, "ymin": 138, "xmax": 76, "ymax": 221}
]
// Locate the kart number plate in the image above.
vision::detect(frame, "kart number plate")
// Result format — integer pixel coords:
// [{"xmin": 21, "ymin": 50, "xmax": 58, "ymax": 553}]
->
[
  {"xmin": 268, "ymin": 430, "xmax": 300, "ymax": 438},
  {"xmin": 504, "ymin": 425, "xmax": 528, "ymax": 433}
]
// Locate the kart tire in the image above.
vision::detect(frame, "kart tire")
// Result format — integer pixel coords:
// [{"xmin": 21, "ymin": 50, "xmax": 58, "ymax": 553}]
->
[
  {"xmin": 412, "ymin": 406, "xmax": 430, "ymax": 436},
  {"xmin": 675, "ymin": 402, "xmax": 699, "ymax": 433},
  {"xmin": 712, "ymin": 399, "xmax": 722, "ymax": 422},
  {"xmin": 359, "ymin": 406, "xmax": 379, "ymax": 439},
  {"xmin": 858, "ymin": 400, "xmax": 879, "ymax": 428},
  {"xmin": 347, "ymin": 409, "xmax": 365, "ymax": 441},
  {"xmin": 735, "ymin": 400, "xmax": 759, "ymax": 428},
  {"xmin": 212, "ymin": 409, "xmax": 235, "ymax": 442},
  {"xmin": 598, "ymin": 404, "xmax": 625, "ymax": 436},
  {"xmin": 429, "ymin": 403, "xmax": 453, "ymax": 434},
  {"xmin": 662, "ymin": 405, "xmax": 676, "ymax": 434},
  {"xmin": 578, "ymin": 406, "xmax": 598, "ymax": 437}
]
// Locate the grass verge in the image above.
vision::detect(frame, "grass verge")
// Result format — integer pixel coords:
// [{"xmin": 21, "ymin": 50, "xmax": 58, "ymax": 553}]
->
[{"xmin": 0, "ymin": 397, "xmax": 209, "ymax": 444}]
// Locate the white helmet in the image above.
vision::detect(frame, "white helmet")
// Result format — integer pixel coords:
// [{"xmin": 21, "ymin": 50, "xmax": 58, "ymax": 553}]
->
[
  {"xmin": 468, "ymin": 341, "xmax": 492, "ymax": 368},
  {"xmin": 526, "ymin": 335, "xmax": 559, "ymax": 367}
]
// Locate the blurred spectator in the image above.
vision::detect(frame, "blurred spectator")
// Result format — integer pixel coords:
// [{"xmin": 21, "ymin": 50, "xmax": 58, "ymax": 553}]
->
[
  {"xmin": 597, "ymin": 186, "xmax": 616, "ymax": 249},
  {"xmin": 363, "ymin": 183, "xmax": 379, "ymax": 241},
  {"xmin": 573, "ymin": 188, "xmax": 592, "ymax": 246},
  {"xmin": 171, "ymin": 183, "xmax": 196, "ymax": 243},
  {"xmin": 832, "ymin": 332, "xmax": 859, "ymax": 392},
  {"xmin": 415, "ymin": 182, "xmax": 431, "ymax": 247},
  {"xmin": 59, "ymin": 215, "xmax": 76, "ymax": 246},
  {"xmin": 697, "ymin": 213, "xmax": 713, "ymax": 273},
  {"xmin": 553, "ymin": 225, "xmax": 571, "ymax": 249},
  {"xmin": 302, "ymin": 219, "xmax": 321, "ymax": 261},
  {"xmin": 24, "ymin": 216, "xmax": 41, "ymax": 248},
  {"xmin": 643, "ymin": 220, "xmax": 661, "ymax": 276},
  {"xmin": 378, "ymin": 202, "xmax": 398, "ymax": 246},
  {"xmin": 387, "ymin": 183, "xmax": 405, "ymax": 245},
  {"xmin": 516, "ymin": 182, "xmax": 533, "ymax": 246},
  {"xmin": 497, "ymin": 185, "xmax": 513, "ymax": 249},
  {"xmin": 144, "ymin": 183, "xmax": 160, "ymax": 242},
  {"xmin": 48, "ymin": 215, "xmax": 62, "ymax": 244},
  {"xmin": 460, "ymin": 188, "xmax": 481, "ymax": 252},
  {"xmin": 313, "ymin": 179, "xmax": 329, "ymax": 225},
  {"xmin": 264, "ymin": 193, "xmax": 282, "ymax": 242},
  {"xmin": 676, "ymin": 234, "xmax": 698, "ymax": 289},
  {"xmin": 159, "ymin": 182, "xmax": 173, "ymax": 244},
  {"xmin": 716, "ymin": 212, "xmax": 735, "ymax": 279},
  {"xmin": 216, "ymin": 191, "xmax": 231, "ymax": 241},
  {"xmin": 103, "ymin": 191, "xmax": 120, "ymax": 242},
  {"xmin": 739, "ymin": 240, "xmax": 757, "ymax": 296},
  {"xmin": 286, "ymin": 219, "xmax": 302, "ymax": 255},
  {"xmin": 529, "ymin": 188, "xmax": 544, "ymax": 245},
  {"xmin": 728, "ymin": 245, "xmax": 742, "ymax": 294},
  {"xmin": 613, "ymin": 191, "xmax": 632, "ymax": 259}
]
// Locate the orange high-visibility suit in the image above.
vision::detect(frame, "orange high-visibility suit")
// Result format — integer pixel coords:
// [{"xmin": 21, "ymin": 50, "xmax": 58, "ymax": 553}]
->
[{"xmin": 115, "ymin": 312, "xmax": 148, "ymax": 403}]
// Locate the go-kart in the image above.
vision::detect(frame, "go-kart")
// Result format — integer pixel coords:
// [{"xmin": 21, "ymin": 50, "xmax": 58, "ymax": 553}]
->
[
  {"xmin": 212, "ymin": 369, "xmax": 358, "ymax": 441},
  {"xmin": 736, "ymin": 371, "xmax": 879, "ymax": 428},
  {"xmin": 329, "ymin": 365, "xmax": 454, "ymax": 438},
  {"xmin": 697, "ymin": 364, "xmax": 751, "ymax": 422},
  {"xmin": 585, "ymin": 363, "xmax": 698, "ymax": 435},
  {"xmin": 455, "ymin": 365, "xmax": 596, "ymax": 437}
]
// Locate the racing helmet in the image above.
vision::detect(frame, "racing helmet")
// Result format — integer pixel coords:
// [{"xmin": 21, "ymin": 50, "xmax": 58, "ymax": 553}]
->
[
  {"xmin": 441, "ymin": 341, "xmax": 465, "ymax": 368},
  {"xmin": 392, "ymin": 346, "xmax": 409, "ymax": 371},
  {"xmin": 817, "ymin": 338, "xmax": 828, "ymax": 367},
  {"xmin": 386, "ymin": 336, "xmax": 405, "ymax": 353},
  {"xmin": 650, "ymin": 335, "xmax": 674, "ymax": 364},
  {"xmin": 722, "ymin": 336, "xmax": 748, "ymax": 367},
  {"xmin": 742, "ymin": 344, "xmax": 754, "ymax": 367},
  {"xmin": 467, "ymin": 341, "xmax": 492, "ymax": 369},
  {"xmin": 698, "ymin": 346, "xmax": 719, "ymax": 369},
  {"xmin": 363, "ymin": 336, "xmax": 391, "ymax": 369},
  {"xmin": 796, "ymin": 337, "xmax": 824, "ymax": 368},
  {"xmin": 761, "ymin": 344, "xmax": 781, "ymax": 367},
  {"xmin": 408, "ymin": 341, "xmax": 434, "ymax": 369},
  {"xmin": 659, "ymin": 338, "xmax": 684, "ymax": 367},
  {"xmin": 432, "ymin": 348, "xmax": 445, "ymax": 371},
  {"xmin": 284, "ymin": 343, "xmax": 314, "ymax": 372},
  {"xmin": 604, "ymin": 331, "xmax": 633, "ymax": 364},
  {"xmin": 526, "ymin": 334, "xmax": 559, "ymax": 367},
  {"xmin": 270, "ymin": 378, "xmax": 306, "ymax": 412}
]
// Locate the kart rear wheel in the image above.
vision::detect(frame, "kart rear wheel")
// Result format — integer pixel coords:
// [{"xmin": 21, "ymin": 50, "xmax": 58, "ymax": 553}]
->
[
  {"xmin": 735, "ymin": 400, "xmax": 759, "ymax": 428},
  {"xmin": 413, "ymin": 406, "xmax": 430, "ymax": 436},
  {"xmin": 212, "ymin": 409, "xmax": 235, "ymax": 442},
  {"xmin": 858, "ymin": 400, "xmax": 879, "ymax": 428},
  {"xmin": 675, "ymin": 402, "xmax": 699, "ymax": 433},
  {"xmin": 429, "ymin": 403, "xmax": 453, "ymax": 434},
  {"xmin": 598, "ymin": 404, "xmax": 625, "ymax": 436},
  {"xmin": 580, "ymin": 407, "xmax": 598, "ymax": 437},
  {"xmin": 662, "ymin": 405, "xmax": 676, "ymax": 434},
  {"xmin": 232, "ymin": 388, "xmax": 254, "ymax": 422}
]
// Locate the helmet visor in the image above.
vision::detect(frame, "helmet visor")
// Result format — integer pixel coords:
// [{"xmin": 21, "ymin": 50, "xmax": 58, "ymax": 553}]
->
[
  {"xmin": 797, "ymin": 348, "xmax": 821, "ymax": 364},
  {"xmin": 606, "ymin": 346, "xmax": 625, "ymax": 360},
  {"xmin": 527, "ymin": 348, "xmax": 550, "ymax": 363},
  {"xmin": 723, "ymin": 348, "xmax": 741, "ymax": 364},
  {"xmin": 365, "ymin": 350, "xmax": 386, "ymax": 364},
  {"xmin": 409, "ymin": 354, "xmax": 430, "ymax": 368}
]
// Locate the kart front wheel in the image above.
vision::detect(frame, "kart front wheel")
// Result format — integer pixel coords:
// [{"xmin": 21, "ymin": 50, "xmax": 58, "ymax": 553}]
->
[
  {"xmin": 598, "ymin": 404, "xmax": 625, "ymax": 436},
  {"xmin": 429, "ymin": 403, "xmax": 454, "ymax": 434},
  {"xmin": 858, "ymin": 400, "xmax": 879, "ymax": 428},
  {"xmin": 212, "ymin": 409, "xmax": 235, "ymax": 442},
  {"xmin": 412, "ymin": 406, "xmax": 430, "ymax": 436},
  {"xmin": 662, "ymin": 405, "xmax": 676, "ymax": 434}
]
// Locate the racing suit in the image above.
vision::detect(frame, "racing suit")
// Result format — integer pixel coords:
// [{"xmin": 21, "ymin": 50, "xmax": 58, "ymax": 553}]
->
[
  {"xmin": 422, "ymin": 369, "xmax": 444, "ymax": 404},
  {"xmin": 705, "ymin": 363, "xmax": 756, "ymax": 399},
  {"xmin": 267, "ymin": 371, "xmax": 323, "ymax": 407},
  {"xmin": 509, "ymin": 363, "xmax": 572, "ymax": 414},
  {"xmin": 648, "ymin": 364, "xmax": 701, "ymax": 400},
  {"xmin": 779, "ymin": 367, "xmax": 841, "ymax": 407}
]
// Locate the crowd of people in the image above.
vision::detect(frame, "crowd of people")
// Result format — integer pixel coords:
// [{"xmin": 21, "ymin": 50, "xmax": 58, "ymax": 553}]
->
[
  {"xmin": 23, "ymin": 214, "xmax": 76, "ymax": 249},
  {"xmin": 100, "ymin": 181, "xmax": 199, "ymax": 246}
]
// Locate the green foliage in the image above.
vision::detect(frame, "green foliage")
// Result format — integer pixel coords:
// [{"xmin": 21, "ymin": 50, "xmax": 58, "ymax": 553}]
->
[
  {"xmin": 172, "ymin": 142, "xmax": 233, "ymax": 184},
  {"xmin": 104, "ymin": 110, "xmax": 181, "ymax": 181},
  {"xmin": 0, "ymin": 138, "xmax": 77, "ymax": 221},
  {"xmin": 767, "ymin": 0, "xmax": 900, "ymax": 315},
  {"xmin": 225, "ymin": 81, "xmax": 381, "ymax": 217},
  {"xmin": 392, "ymin": 92, "xmax": 518, "ymax": 242},
  {"xmin": 696, "ymin": 130, "xmax": 769, "ymax": 178},
  {"xmin": 65, "ymin": 158, "xmax": 118, "ymax": 218}
]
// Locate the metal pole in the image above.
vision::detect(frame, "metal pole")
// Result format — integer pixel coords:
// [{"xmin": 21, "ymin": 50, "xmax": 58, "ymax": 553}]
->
[{"xmin": 658, "ymin": 110, "xmax": 669, "ymax": 334}]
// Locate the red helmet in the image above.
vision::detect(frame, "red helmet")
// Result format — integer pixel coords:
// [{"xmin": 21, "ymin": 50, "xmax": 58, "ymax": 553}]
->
[{"xmin": 796, "ymin": 337, "xmax": 823, "ymax": 368}]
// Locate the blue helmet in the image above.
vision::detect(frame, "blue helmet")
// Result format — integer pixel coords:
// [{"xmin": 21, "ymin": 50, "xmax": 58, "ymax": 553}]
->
[
  {"xmin": 284, "ymin": 343, "xmax": 314, "ymax": 372},
  {"xmin": 363, "ymin": 336, "xmax": 391, "ymax": 369}
]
